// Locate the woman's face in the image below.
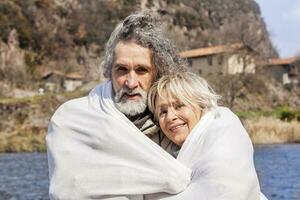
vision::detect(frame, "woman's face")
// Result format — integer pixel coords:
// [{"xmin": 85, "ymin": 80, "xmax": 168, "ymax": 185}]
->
[{"xmin": 156, "ymin": 96, "xmax": 202, "ymax": 146}]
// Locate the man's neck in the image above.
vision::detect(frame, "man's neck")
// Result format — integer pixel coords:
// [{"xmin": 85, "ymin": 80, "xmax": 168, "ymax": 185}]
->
[
  {"xmin": 126, "ymin": 108, "xmax": 151, "ymax": 129},
  {"xmin": 127, "ymin": 114, "xmax": 143, "ymax": 122},
  {"xmin": 126, "ymin": 108, "xmax": 159, "ymax": 136}
]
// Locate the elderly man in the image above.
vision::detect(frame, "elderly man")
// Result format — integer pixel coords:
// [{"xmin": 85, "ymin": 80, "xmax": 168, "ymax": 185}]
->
[
  {"xmin": 46, "ymin": 12, "xmax": 190, "ymax": 200},
  {"xmin": 100, "ymin": 12, "xmax": 186, "ymax": 139}
]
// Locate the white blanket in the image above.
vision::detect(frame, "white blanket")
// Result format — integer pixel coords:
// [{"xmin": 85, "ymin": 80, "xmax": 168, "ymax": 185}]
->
[
  {"xmin": 47, "ymin": 81, "xmax": 266, "ymax": 200},
  {"xmin": 145, "ymin": 107, "xmax": 266, "ymax": 200},
  {"xmin": 47, "ymin": 81, "xmax": 191, "ymax": 200}
]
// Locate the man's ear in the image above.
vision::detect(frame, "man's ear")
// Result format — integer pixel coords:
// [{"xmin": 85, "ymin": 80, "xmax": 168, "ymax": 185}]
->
[{"xmin": 150, "ymin": 51, "xmax": 157, "ymax": 81}]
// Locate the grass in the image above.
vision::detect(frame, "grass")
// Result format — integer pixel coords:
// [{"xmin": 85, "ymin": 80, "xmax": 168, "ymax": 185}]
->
[
  {"xmin": 0, "ymin": 89, "xmax": 88, "ymax": 153},
  {"xmin": 236, "ymin": 106, "xmax": 300, "ymax": 121},
  {"xmin": 0, "ymin": 127, "xmax": 46, "ymax": 152},
  {"xmin": 0, "ymin": 89, "xmax": 88, "ymax": 105},
  {"xmin": 244, "ymin": 117, "xmax": 300, "ymax": 144},
  {"xmin": 237, "ymin": 107, "xmax": 300, "ymax": 144},
  {"xmin": 1, "ymin": 94, "xmax": 300, "ymax": 152}
]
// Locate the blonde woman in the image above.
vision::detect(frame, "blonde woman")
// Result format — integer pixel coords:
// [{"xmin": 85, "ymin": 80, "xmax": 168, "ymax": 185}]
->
[{"xmin": 147, "ymin": 72, "xmax": 267, "ymax": 200}]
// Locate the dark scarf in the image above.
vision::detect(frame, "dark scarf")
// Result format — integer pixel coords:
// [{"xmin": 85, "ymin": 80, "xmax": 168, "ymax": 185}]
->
[
  {"xmin": 129, "ymin": 109, "xmax": 180, "ymax": 157},
  {"xmin": 129, "ymin": 108, "xmax": 159, "ymax": 136}
]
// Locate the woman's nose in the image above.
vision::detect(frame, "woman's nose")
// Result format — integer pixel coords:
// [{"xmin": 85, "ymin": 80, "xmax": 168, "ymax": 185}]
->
[{"xmin": 166, "ymin": 108, "xmax": 177, "ymax": 121}]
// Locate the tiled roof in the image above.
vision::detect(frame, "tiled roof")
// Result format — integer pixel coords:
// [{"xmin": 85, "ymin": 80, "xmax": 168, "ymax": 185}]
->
[
  {"xmin": 265, "ymin": 57, "xmax": 300, "ymax": 66},
  {"xmin": 179, "ymin": 43, "xmax": 244, "ymax": 58},
  {"xmin": 40, "ymin": 69, "xmax": 84, "ymax": 80}
]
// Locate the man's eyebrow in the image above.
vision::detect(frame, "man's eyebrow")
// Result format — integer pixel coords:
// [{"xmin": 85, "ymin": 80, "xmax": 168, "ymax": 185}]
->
[
  {"xmin": 137, "ymin": 64, "xmax": 152, "ymax": 69},
  {"xmin": 113, "ymin": 63, "xmax": 127, "ymax": 67}
]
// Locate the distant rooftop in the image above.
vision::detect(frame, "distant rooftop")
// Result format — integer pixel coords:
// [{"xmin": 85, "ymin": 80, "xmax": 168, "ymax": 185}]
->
[
  {"xmin": 262, "ymin": 57, "xmax": 300, "ymax": 66},
  {"xmin": 179, "ymin": 43, "xmax": 244, "ymax": 58},
  {"xmin": 39, "ymin": 68, "xmax": 84, "ymax": 80}
]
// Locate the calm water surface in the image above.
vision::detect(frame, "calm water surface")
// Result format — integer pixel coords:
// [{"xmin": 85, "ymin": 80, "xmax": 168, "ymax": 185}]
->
[
  {"xmin": 0, "ymin": 144, "xmax": 299, "ymax": 200},
  {"xmin": 254, "ymin": 144, "xmax": 300, "ymax": 200}
]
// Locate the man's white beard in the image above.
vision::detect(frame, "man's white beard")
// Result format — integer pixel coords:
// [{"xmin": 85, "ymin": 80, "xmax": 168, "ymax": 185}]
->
[{"xmin": 114, "ymin": 87, "xmax": 147, "ymax": 117}]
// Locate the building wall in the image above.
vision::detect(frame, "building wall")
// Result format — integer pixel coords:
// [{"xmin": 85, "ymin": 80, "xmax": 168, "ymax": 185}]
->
[
  {"xmin": 227, "ymin": 55, "xmax": 255, "ymax": 74},
  {"xmin": 64, "ymin": 80, "xmax": 83, "ymax": 91},
  {"xmin": 188, "ymin": 54, "xmax": 255, "ymax": 76},
  {"xmin": 272, "ymin": 65, "xmax": 289, "ymax": 82},
  {"xmin": 257, "ymin": 65, "xmax": 290, "ymax": 84},
  {"xmin": 189, "ymin": 54, "xmax": 225, "ymax": 76}
]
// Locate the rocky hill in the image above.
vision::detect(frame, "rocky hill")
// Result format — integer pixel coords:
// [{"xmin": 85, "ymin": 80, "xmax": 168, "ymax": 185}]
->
[{"xmin": 0, "ymin": 0, "xmax": 276, "ymax": 88}]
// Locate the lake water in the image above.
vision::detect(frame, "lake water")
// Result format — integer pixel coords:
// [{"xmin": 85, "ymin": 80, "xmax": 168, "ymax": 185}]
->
[
  {"xmin": 254, "ymin": 144, "xmax": 300, "ymax": 200},
  {"xmin": 0, "ymin": 144, "xmax": 299, "ymax": 200}
]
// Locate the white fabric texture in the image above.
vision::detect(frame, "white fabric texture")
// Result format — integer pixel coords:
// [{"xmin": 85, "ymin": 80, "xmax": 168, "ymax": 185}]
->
[
  {"xmin": 145, "ymin": 107, "xmax": 265, "ymax": 200},
  {"xmin": 47, "ymin": 81, "xmax": 266, "ymax": 200},
  {"xmin": 46, "ymin": 81, "xmax": 191, "ymax": 200}
]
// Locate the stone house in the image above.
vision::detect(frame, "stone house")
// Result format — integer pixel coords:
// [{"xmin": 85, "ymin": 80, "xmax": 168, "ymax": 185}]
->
[
  {"xmin": 179, "ymin": 43, "xmax": 256, "ymax": 76},
  {"xmin": 258, "ymin": 57, "xmax": 300, "ymax": 85},
  {"xmin": 64, "ymin": 72, "xmax": 84, "ymax": 91},
  {"xmin": 41, "ymin": 70, "xmax": 84, "ymax": 92}
]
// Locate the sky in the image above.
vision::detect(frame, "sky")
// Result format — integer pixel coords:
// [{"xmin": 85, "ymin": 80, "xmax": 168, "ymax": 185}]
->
[{"xmin": 255, "ymin": 0, "xmax": 300, "ymax": 58}]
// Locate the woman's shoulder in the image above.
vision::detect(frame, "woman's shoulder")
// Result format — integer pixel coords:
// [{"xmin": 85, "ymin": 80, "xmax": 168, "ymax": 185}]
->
[
  {"xmin": 208, "ymin": 106, "xmax": 239, "ymax": 125},
  {"xmin": 214, "ymin": 106, "xmax": 235, "ymax": 116},
  {"xmin": 204, "ymin": 106, "xmax": 250, "ymax": 142}
]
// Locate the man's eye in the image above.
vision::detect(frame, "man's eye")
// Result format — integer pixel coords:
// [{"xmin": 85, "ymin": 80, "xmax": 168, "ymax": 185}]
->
[
  {"xmin": 115, "ymin": 66, "xmax": 128, "ymax": 74},
  {"xmin": 117, "ymin": 67, "xmax": 127, "ymax": 72},
  {"xmin": 136, "ymin": 67, "xmax": 148, "ymax": 74}
]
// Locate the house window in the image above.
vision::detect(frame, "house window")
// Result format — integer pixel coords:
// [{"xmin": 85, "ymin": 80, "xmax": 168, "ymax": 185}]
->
[
  {"xmin": 218, "ymin": 55, "xmax": 223, "ymax": 65},
  {"xmin": 207, "ymin": 56, "xmax": 213, "ymax": 66},
  {"xmin": 188, "ymin": 59, "xmax": 192, "ymax": 67},
  {"xmin": 238, "ymin": 57, "xmax": 242, "ymax": 64}
]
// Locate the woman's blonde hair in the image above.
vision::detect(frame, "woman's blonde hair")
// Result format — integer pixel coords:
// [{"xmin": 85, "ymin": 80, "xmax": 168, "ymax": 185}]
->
[{"xmin": 148, "ymin": 72, "xmax": 220, "ymax": 118}]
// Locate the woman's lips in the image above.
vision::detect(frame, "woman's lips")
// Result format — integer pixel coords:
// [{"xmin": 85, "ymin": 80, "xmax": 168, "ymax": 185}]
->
[{"xmin": 169, "ymin": 123, "xmax": 186, "ymax": 132}]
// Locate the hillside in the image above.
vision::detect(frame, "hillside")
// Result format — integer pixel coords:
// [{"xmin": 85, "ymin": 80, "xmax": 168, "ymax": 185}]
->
[
  {"xmin": 1, "ymin": 0, "xmax": 299, "ymax": 152},
  {"xmin": 0, "ymin": 0, "xmax": 276, "ymax": 87}
]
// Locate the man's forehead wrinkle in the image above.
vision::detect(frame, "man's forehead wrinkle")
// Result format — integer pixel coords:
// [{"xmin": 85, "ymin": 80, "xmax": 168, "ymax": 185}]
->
[
  {"xmin": 113, "ymin": 42, "xmax": 154, "ymax": 68},
  {"xmin": 113, "ymin": 59, "xmax": 153, "ymax": 69}
]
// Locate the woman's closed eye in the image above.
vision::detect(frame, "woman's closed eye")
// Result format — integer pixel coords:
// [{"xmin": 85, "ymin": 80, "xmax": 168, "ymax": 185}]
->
[
  {"xmin": 159, "ymin": 108, "xmax": 167, "ymax": 117},
  {"xmin": 174, "ymin": 103, "xmax": 185, "ymax": 110}
]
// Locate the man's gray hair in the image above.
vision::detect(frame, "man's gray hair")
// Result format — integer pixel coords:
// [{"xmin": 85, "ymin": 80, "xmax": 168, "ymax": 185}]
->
[{"xmin": 102, "ymin": 11, "xmax": 187, "ymax": 79}]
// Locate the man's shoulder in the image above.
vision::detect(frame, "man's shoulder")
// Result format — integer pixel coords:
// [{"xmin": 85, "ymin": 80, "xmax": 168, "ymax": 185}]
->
[
  {"xmin": 52, "ymin": 97, "xmax": 89, "ymax": 119},
  {"xmin": 60, "ymin": 96, "xmax": 88, "ymax": 110}
]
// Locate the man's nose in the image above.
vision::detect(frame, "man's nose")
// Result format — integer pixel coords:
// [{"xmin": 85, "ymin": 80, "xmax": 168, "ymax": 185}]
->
[{"xmin": 125, "ymin": 72, "xmax": 139, "ymax": 89}]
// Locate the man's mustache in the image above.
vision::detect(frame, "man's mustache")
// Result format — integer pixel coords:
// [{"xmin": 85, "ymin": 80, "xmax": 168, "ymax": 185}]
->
[
  {"xmin": 115, "ymin": 87, "xmax": 146, "ymax": 102},
  {"xmin": 122, "ymin": 91, "xmax": 142, "ymax": 98}
]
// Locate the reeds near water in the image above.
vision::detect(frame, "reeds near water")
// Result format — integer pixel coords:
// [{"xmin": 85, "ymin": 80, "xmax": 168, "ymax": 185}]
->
[
  {"xmin": 0, "ymin": 117, "xmax": 299, "ymax": 152},
  {"xmin": 0, "ymin": 128, "xmax": 46, "ymax": 152},
  {"xmin": 244, "ymin": 117, "xmax": 300, "ymax": 144}
]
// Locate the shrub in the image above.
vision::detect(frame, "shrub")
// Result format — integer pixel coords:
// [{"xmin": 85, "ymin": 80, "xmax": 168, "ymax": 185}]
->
[
  {"xmin": 275, "ymin": 107, "xmax": 299, "ymax": 122},
  {"xmin": 0, "ymin": 0, "xmax": 32, "ymax": 48},
  {"xmin": 280, "ymin": 110, "xmax": 295, "ymax": 122}
]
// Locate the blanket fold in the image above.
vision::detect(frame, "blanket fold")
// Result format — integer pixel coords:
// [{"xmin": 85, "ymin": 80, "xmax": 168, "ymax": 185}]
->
[
  {"xmin": 145, "ymin": 107, "xmax": 264, "ymax": 200},
  {"xmin": 47, "ymin": 81, "xmax": 191, "ymax": 200}
]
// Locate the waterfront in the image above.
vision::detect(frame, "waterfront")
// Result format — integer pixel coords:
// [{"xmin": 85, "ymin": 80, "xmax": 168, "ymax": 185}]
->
[
  {"xmin": 255, "ymin": 144, "xmax": 300, "ymax": 200},
  {"xmin": 0, "ymin": 144, "xmax": 299, "ymax": 200}
]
